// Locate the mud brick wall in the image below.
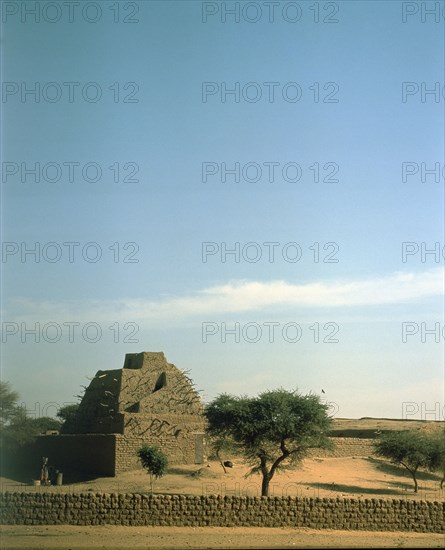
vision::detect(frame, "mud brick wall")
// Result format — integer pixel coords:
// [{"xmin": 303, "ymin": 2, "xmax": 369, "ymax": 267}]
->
[
  {"xmin": 115, "ymin": 417, "xmax": 204, "ymax": 474},
  {"xmin": 309, "ymin": 438, "xmax": 376, "ymax": 458},
  {"xmin": 2, "ymin": 435, "xmax": 117, "ymax": 480},
  {"xmin": 0, "ymin": 493, "xmax": 443, "ymax": 533},
  {"xmin": 115, "ymin": 433, "xmax": 201, "ymax": 474}
]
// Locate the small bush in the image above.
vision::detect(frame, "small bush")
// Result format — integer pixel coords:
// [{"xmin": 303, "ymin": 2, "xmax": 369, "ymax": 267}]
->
[{"xmin": 137, "ymin": 444, "xmax": 168, "ymax": 493}]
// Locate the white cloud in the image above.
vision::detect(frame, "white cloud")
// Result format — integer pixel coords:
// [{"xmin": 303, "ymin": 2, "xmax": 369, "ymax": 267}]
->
[{"xmin": 4, "ymin": 267, "xmax": 444, "ymax": 324}]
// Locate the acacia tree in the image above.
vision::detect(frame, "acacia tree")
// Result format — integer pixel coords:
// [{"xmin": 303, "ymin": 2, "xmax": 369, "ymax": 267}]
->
[
  {"xmin": 1, "ymin": 381, "xmax": 65, "ymax": 452},
  {"xmin": 374, "ymin": 431, "xmax": 431, "ymax": 493},
  {"xmin": 205, "ymin": 389, "xmax": 332, "ymax": 496},
  {"xmin": 0, "ymin": 381, "xmax": 37, "ymax": 452},
  {"xmin": 0, "ymin": 381, "xmax": 19, "ymax": 427},
  {"xmin": 426, "ymin": 430, "xmax": 445, "ymax": 488},
  {"xmin": 137, "ymin": 444, "xmax": 168, "ymax": 493}
]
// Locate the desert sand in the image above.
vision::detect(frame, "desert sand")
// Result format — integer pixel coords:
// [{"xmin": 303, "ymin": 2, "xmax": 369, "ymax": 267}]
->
[
  {"xmin": 1, "ymin": 524, "xmax": 444, "ymax": 549},
  {"xmin": 3, "ymin": 455, "xmax": 442, "ymax": 502},
  {"xmin": 1, "ymin": 418, "xmax": 443, "ymax": 548}
]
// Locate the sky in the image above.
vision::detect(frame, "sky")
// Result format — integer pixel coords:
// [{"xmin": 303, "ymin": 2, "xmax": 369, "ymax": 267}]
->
[{"xmin": 1, "ymin": 0, "xmax": 444, "ymax": 421}]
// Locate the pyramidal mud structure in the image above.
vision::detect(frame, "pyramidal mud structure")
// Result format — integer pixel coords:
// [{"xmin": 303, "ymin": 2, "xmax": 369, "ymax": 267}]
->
[
  {"xmin": 66, "ymin": 351, "xmax": 204, "ymax": 440},
  {"xmin": 15, "ymin": 352, "xmax": 207, "ymax": 478}
]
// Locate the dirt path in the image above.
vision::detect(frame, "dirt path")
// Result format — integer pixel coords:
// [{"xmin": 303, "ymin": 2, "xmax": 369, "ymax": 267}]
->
[{"xmin": 1, "ymin": 525, "xmax": 444, "ymax": 549}]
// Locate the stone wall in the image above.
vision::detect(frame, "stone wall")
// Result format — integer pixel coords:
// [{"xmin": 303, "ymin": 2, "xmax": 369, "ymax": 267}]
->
[
  {"xmin": 0, "ymin": 493, "xmax": 443, "ymax": 532},
  {"xmin": 115, "ymin": 431, "xmax": 204, "ymax": 475},
  {"xmin": 309, "ymin": 438, "xmax": 375, "ymax": 458},
  {"xmin": 114, "ymin": 426, "xmax": 204, "ymax": 475},
  {"xmin": 119, "ymin": 412, "xmax": 205, "ymax": 463},
  {"xmin": 4, "ymin": 427, "xmax": 205, "ymax": 481}
]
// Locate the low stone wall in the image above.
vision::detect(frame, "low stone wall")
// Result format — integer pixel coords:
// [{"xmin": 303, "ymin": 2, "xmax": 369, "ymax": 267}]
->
[
  {"xmin": 309, "ymin": 438, "xmax": 375, "ymax": 458},
  {"xmin": 0, "ymin": 493, "xmax": 443, "ymax": 532}
]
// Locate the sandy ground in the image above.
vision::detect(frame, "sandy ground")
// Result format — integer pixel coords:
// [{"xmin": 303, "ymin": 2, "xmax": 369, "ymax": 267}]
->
[
  {"xmin": 3, "ymin": 456, "xmax": 443, "ymax": 502},
  {"xmin": 1, "ymin": 525, "xmax": 444, "ymax": 549}
]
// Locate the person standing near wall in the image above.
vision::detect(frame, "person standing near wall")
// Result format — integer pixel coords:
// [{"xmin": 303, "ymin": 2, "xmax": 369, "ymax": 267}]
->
[{"xmin": 40, "ymin": 457, "xmax": 49, "ymax": 485}]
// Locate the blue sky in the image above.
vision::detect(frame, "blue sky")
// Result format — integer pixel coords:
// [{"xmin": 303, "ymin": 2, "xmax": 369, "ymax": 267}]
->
[{"xmin": 1, "ymin": 0, "xmax": 444, "ymax": 420}]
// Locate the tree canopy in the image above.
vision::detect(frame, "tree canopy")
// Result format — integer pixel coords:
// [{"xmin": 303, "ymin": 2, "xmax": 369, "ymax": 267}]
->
[
  {"xmin": 0, "ymin": 381, "xmax": 38, "ymax": 452},
  {"xmin": 29, "ymin": 417, "xmax": 62, "ymax": 433},
  {"xmin": 0, "ymin": 381, "xmax": 63, "ymax": 457},
  {"xmin": 0, "ymin": 381, "xmax": 20, "ymax": 427},
  {"xmin": 57, "ymin": 404, "xmax": 80, "ymax": 423},
  {"xmin": 205, "ymin": 389, "xmax": 332, "ymax": 496},
  {"xmin": 425, "ymin": 429, "xmax": 445, "ymax": 488},
  {"xmin": 374, "ymin": 430, "xmax": 432, "ymax": 492}
]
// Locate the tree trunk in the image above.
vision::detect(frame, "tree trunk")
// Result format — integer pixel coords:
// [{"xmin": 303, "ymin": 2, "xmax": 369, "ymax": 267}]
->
[
  {"xmin": 408, "ymin": 469, "xmax": 418, "ymax": 493},
  {"xmin": 259, "ymin": 440, "xmax": 292, "ymax": 497},
  {"xmin": 261, "ymin": 474, "xmax": 270, "ymax": 497},
  {"xmin": 258, "ymin": 453, "xmax": 271, "ymax": 496},
  {"xmin": 216, "ymin": 449, "xmax": 227, "ymax": 474}
]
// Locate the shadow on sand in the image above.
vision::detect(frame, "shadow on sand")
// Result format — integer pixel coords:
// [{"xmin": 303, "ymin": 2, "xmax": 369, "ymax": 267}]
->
[
  {"xmin": 367, "ymin": 457, "xmax": 441, "ymax": 481},
  {"xmin": 307, "ymin": 482, "xmax": 411, "ymax": 496}
]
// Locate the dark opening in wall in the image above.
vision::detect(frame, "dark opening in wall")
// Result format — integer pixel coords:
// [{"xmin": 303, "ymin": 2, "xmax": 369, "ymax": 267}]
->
[
  {"xmin": 154, "ymin": 372, "xmax": 167, "ymax": 392},
  {"xmin": 125, "ymin": 402, "xmax": 140, "ymax": 413}
]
